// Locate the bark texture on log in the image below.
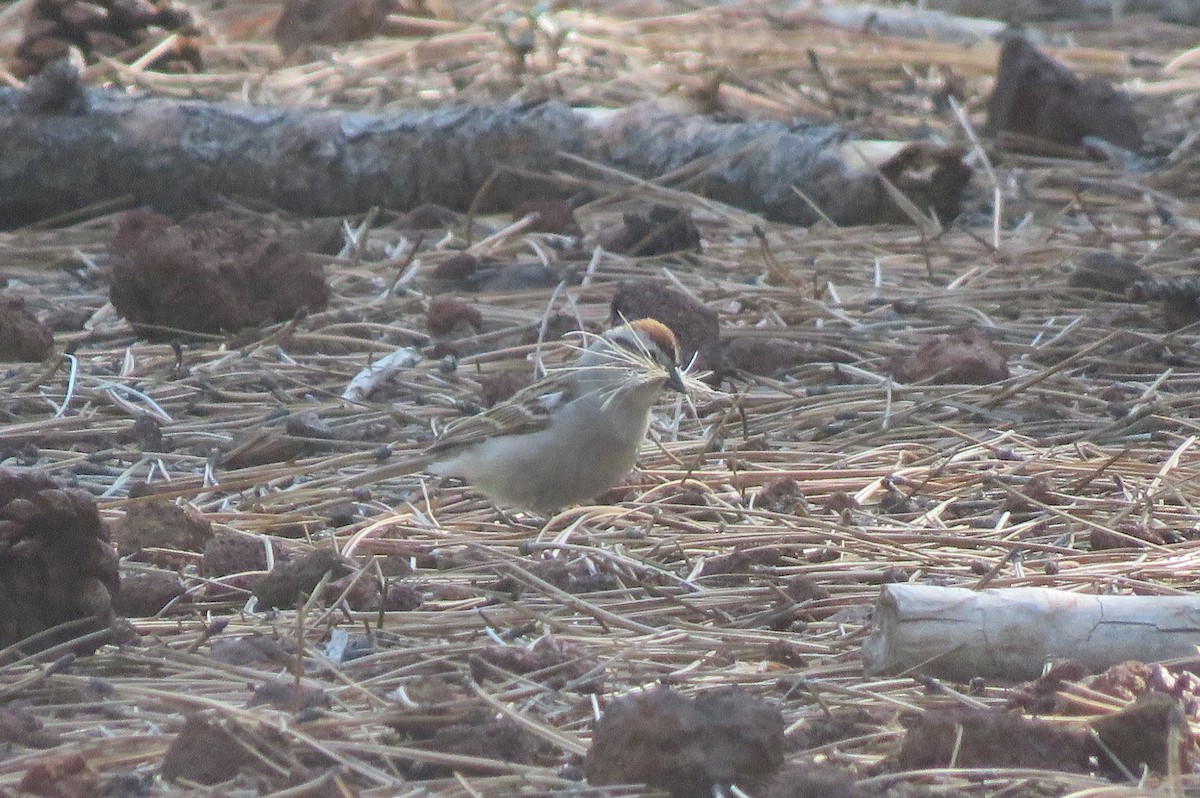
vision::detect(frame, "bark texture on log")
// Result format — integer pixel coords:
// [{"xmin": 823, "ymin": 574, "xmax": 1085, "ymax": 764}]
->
[
  {"xmin": 0, "ymin": 77, "xmax": 969, "ymax": 227},
  {"xmin": 863, "ymin": 584, "xmax": 1200, "ymax": 681},
  {"xmin": 0, "ymin": 87, "xmax": 583, "ymax": 225}
]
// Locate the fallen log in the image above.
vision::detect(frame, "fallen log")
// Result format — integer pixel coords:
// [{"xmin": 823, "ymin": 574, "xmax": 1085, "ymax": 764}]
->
[
  {"xmin": 0, "ymin": 65, "xmax": 969, "ymax": 228},
  {"xmin": 862, "ymin": 583, "xmax": 1200, "ymax": 682},
  {"xmin": 807, "ymin": 4, "xmax": 1016, "ymax": 45}
]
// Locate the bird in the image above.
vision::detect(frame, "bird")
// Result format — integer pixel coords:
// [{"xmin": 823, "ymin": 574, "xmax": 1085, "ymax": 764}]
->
[{"xmin": 352, "ymin": 318, "xmax": 688, "ymax": 515}]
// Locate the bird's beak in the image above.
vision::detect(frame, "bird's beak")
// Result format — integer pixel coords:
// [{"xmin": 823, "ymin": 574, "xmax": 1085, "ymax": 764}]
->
[{"xmin": 665, "ymin": 366, "xmax": 687, "ymax": 393}]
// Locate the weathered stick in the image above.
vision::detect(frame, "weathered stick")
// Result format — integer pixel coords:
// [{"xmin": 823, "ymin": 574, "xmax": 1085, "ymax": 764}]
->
[
  {"xmin": 0, "ymin": 68, "xmax": 968, "ymax": 227},
  {"xmin": 811, "ymin": 4, "xmax": 1014, "ymax": 45},
  {"xmin": 862, "ymin": 583, "xmax": 1200, "ymax": 682}
]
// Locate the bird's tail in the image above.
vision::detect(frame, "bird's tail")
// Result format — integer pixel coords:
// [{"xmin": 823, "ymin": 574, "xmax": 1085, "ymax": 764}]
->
[{"xmin": 342, "ymin": 453, "xmax": 434, "ymax": 490}]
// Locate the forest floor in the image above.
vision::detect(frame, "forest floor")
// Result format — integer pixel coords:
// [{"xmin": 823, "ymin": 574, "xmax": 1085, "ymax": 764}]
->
[{"xmin": 3, "ymin": 1, "xmax": 1200, "ymax": 796}]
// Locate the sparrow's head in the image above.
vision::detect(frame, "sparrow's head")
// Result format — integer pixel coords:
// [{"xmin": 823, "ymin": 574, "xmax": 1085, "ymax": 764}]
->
[{"xmin": 596, "ymin": 318, "xmax": 687, "ymax": 393}]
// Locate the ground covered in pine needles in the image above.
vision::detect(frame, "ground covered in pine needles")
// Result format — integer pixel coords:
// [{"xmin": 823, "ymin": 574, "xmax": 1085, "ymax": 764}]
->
[{"xmin": 3, "ymin": 1, "xmax": 1200, "ymax": 796}]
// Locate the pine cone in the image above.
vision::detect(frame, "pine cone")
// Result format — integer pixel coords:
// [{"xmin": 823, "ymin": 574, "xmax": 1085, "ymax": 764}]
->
[
  {"xmin": 11, "ymin": 0, "xmax": 202, "ymax": 79},
  {"xmin": 0, "ymin": 468, "xmax": 119, "ymax": 654}
]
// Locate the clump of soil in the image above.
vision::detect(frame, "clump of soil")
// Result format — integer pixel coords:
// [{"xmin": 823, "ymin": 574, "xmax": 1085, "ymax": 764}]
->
[
  {"xmin": 403, "ymin": 717, "xmax": 541, "ymax": 778},
  {"xmin": 600, "ymin": 204, "xmax": 702, "ymax": 256},
  {"xmin": 252, "ymin": 547, "xmax": 353, "ymax": 609},
  {"xmin": 200, "ymin": 530, "xmax": 287, "ymax": 578},
  {"xmin": 113, "ymin": 568, "xmax": 185, "ymax": 617},
  {"xmin": 110, "ymin": 499, "xmax": 213, "ymax": 559},
  {"xmin": 108, "ymin": 210, "xmax": 330, "ymax": 337},
  {"xmin": 1129, "ymin": 276, "xmax": 1200, "ymax": 330},
  {"xmin": 512, "ymin": 198, "xmax": 582, "ymax": 235},
  {"xmin": 471, "ymin": 636, "xmax": 598, "ymax": 690},
  {"xmin": 1067, "ymin": 253, "xmax": 1146, "ymax": 295},
  {"xmin": 985, "ymin": 37, "xmax": 1141, "ymax": 149},
  {"xmin": 0, "ymin": 298, "xmax": 54, "ymax": 362},
  {"xmin": 895, "ymin": 709, "xmax": 1092, "ymax": 772},
  {"xmin": 160, "ymin": 712, "xmax": 294, "ymax": 786},
  {"xmin": 888, "ymin": 330, "xmax": 1009, "ymax": 384},
  {"xmin": 894, "ymin": 697, "xmax": 1191, "ymax": 779},
  {"xmin": 426, "ymin": 296, "xmax": 484, "ymax": 337},
  {"xmin": 275, "ymin": 0, "xmax": 389, "ymax": 56},
  {"xmin": 585, "ymin": 686, "xmax": 785, "ymax": 797},
  {"xmin": 722, "ymin": 337, "xmax": 817, "ymax": 377}
]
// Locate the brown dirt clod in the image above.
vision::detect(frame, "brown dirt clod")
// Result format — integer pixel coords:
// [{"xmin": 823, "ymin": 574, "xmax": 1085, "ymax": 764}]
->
[
  {"xmin": 584, "ymin": 686, "xmax": 785, "ymax": 797},
  {"xmin": 765, "ymin": 764, "xmax": 875, "ymax": 798},
  {"xmin": 721, "ymin": 337, "xmax": 815, "ymax": 377},
  {"xmin": 0, "ymin": 705, "xmax": 59, "ymax": 748},
  {"xmin": 108, "ymin": 210, "xmax": 330, "ymax": 338},
  {"xmin": 403, "ymin": 717, "xmax": 540, "ymax": 777},
  {"xmin": 478, "ymin": 371, "xmax": 531, "ymax": 407},
  {"xmin": 783, "ymin": 574, "xmax": 832, "ymax": 603},
  {"xmin": 1129, "ymin": 276, "xmax": 1200, "ymax": 330},
  {"xmin": 160, "ymin": 711, "xmax": 294, "ymax": 785},
  {"xmin": 889, "ymin": 330, "xmax": 1010, "ymax": 384},
  {"xmin": 113, "ymin": 568, "xmax": 185, "ymax": 617},
  {"xmin": 1089, "ymin": 520, "xmax": 1170, "ymax": 549},
  {"xmin": 249, "ymin": 680, "xmax": 331, "ymax": 712},
  {"xmin": 894, "ymin": 708, "xmax": 1092, "ymax": 773},
  {"xmin": 471, "ymin": 636, "xmax": 594, "ymax": 689},
  {"xmin": 110, "ymin": 499, "xmax": 213, "ymax": 559},
  {"xmin": 600, "ymin": 204, "xmax": 702, "ymax": 256},
  {"xmin": 275, "ymin": 0, "xmax": 390, "ymax": 57},
  {"xmin": 252, "ymin": 547, "xmax": 353, "ymax": 609},
  {"xmin": 512, "ymin": 199, "xmax": 582, "ymax": 236},
  {"xmin": 1085, "ymin": 660, "xmax": 1200, "ymax": 713},
  {"xmin": 200, "ymin": 530, "xmax": 287, "ymax": 578},
  {"xmin": 1091, "ymin": 692, "xmax": 1191, "ymax": 777},
  {"xmin": 373, "ymin": 582, "xmax": 423, "ymax": 611},
  {"xmin": 206, "ymin": 634, "xmax": 293, "ymax": 668},
  {"xmin": 1004, "ymin": 473, "xmax": 1058, "ymax": 512},
  {"xmin": 0, "ymin": 298, "xmax": 54, "ymax": 362},
  {"xmin": 400, "ymin": 203, "xmax": 461, "ymax": 230},
  {"xmin": 1006, "ymin": 659, "xmax": 1092, "ymax": 715},
  {"xmin": 426, "ymin": 296, "xmax": 484, "ymax": 337},
  {"xmin": 785, "ymin": 707, "xmax": 876, "ymax": 752},
  {"xmin": 756, "ymin": 476, "xmax": 804, "ymax": 513},
  {"xmin": 985, "ymin": 36, "xmax": 1141, "ymax": 150},
  {"xmin": 1068, "ymin": 253, "xmax": 1146, "ymax": 295},
  {"xmin": 431, "ymin": 252, "xmax": 481, "ymax": 283},
  {"xmin": 16, "ymin": 752, "xmax": 100, "ymax": 798}
]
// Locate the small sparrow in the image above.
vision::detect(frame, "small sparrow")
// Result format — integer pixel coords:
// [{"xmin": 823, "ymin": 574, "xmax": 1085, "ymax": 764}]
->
[{"xmin": 355, "ymin": 318, "xmax": 687, "ymax": 514}]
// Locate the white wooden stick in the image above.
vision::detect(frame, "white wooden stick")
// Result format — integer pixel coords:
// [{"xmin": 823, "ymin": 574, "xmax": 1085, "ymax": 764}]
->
[{"xmin": 862, "ymin": 584, "xmax": 1200, "ymax": 681}]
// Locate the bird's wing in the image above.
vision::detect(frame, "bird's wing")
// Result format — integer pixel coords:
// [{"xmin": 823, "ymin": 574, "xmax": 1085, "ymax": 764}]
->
[{"xmin": 426, "ymin": 375, "xmax": 578, "ymax": 455}]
